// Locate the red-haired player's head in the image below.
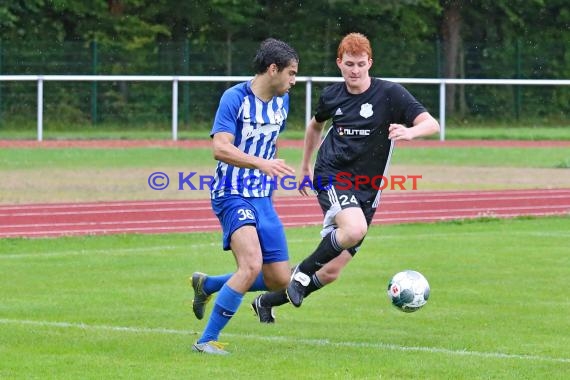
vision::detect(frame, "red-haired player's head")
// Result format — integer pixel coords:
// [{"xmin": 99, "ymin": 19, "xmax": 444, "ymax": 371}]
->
[{"xmin": 336, "ymin": 32, "xmax": 373, "ymax": 94}]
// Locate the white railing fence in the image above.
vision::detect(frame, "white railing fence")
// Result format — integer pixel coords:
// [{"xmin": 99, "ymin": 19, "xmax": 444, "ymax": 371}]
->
[{"xmin": 1, "ymin": 75, "xmax": 569, "ymax": 141}]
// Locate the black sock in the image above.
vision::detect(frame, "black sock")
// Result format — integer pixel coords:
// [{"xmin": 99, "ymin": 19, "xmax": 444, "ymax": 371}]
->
[
  {"xmin": 260, "ymin": 272, "xmax": 324, "ymax": 307},
  {"xmin": 259, "ymin": 289, "xmax": 289, "ymax": 307},
  {"xmin": 304, "ymin": 273, "xmax": 324, "ymax": 298},
  {"xmin": 298, "ymin": 229, "xmax": 343, "ymax": 276}
]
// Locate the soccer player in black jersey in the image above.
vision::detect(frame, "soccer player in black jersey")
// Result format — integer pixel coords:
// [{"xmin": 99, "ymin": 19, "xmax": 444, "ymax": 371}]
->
[{"xmin": 251, "ymin": 32, "xmax": 440, "ymax": 322}]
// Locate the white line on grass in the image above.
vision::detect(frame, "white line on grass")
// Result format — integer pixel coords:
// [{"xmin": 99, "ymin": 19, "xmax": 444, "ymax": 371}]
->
[
  {"xmin": 1, "ymin": 230, "xmax": 568, "ymax": 260},
  {"xmin": 0, "ymin": 318, "xmax": 568, "ymax": 364},
  {"xmin": 0, "ymin": 243, "xmax": 217, "ymax": 259}
]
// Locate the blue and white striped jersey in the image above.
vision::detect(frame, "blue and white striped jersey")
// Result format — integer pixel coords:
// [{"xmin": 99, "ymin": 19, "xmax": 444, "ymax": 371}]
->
[{"xmin": 210, "ymin": 80, "xmax": 289, "ymax": 198}]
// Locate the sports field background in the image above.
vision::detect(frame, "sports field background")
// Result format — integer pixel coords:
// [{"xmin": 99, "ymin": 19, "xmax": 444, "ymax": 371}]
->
[
  {"xmin": 1, "ymin": 217, "xmax": 569, "ymax": 379},
  {"xmin": 0, "ymin": 135, "xmax": 569, "ymax": 378},
  {"xmin": 1, "ymin": 139, "xmax": 570, "ymax": 204},
  {"xmin": 2, "ymin": 2, "xmax": 569, "ymax": 376}
]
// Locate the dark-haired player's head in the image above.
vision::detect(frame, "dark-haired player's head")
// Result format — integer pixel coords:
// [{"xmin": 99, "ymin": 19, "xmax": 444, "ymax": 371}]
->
[{"xmin": 253, "ymin": 38, "xmax": 299, "ymax": 74}]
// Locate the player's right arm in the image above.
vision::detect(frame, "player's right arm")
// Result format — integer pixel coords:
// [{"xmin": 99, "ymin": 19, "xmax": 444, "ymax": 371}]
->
[
  {"xmin": 299, "ymin": 117, "xmax": 325, "ymax": 196},
  {"xmin": 212, "ymin": 132, "xmax": 295, "ymax": 179}
]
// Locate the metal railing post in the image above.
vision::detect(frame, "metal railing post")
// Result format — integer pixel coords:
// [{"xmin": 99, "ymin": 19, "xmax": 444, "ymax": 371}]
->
[
  {"xmin": 172, "ymin": 78, "xmax": 178, "ymax": 141},
  {"xmin": 37, "ymin": 77, "xmax": 43, "ymax": 142},
  {"xmin": 439, "ymin": 80, "xmax": 446, "ymax": 141},
  {"xmin": 305, "ymin": 78, "xmax": 312, "ymax": 127}
]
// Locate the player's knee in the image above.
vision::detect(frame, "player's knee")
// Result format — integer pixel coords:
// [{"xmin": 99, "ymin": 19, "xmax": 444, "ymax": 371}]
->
[
  {"xmin": 260, "ymin": 263, "xmax": 291, "ymax": 290},
  {"xmin": 342, "ymin": 225, "xmax": 367, "ymax": 247},
  {"xmin": 237, "ymin": 260, "xmax": 263, "ymax": 281},
  {"xmin": 264, "ymin": 273, "xmax": 289, "ymax": 290}
]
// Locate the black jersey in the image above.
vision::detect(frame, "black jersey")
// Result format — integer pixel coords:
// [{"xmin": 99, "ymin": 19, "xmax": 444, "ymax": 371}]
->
[{"xmin": 313, "ymin": 78, "xmax": 426, "ymax": 194}]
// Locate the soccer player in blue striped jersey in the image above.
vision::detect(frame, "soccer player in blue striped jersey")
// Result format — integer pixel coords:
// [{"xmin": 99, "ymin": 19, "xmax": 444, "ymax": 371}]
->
[{"xmin": 191, "ymin": 38, "xmax": 299, "ymax": 355}]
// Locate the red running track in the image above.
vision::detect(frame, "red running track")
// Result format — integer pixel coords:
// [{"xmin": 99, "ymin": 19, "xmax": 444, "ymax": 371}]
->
[{"xmin": 0, "ymin": 188, "xmax": 569, "ymax": 238}]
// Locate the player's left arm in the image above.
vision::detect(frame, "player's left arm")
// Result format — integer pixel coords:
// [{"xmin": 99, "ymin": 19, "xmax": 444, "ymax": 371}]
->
[{"xmin": 389, "ymin": 112, "xmax": 440, "ymax": 141}]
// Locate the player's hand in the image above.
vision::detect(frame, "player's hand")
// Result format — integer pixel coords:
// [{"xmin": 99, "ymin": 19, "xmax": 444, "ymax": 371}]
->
[
  {"xmin": 261, "ymin": 158, "xmax": 295, "ymax": 179},
  {"xmin": 388, "ymin": 123, "xmax": 412, "ymax": 141},
  {"xmin": 298, "ymin": 167, "xmax": 315, "ymax": 196}
]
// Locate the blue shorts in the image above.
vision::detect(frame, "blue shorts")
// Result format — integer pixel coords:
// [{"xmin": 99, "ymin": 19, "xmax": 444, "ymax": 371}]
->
[{"xmin": 211, "ymin": 195, "xmax": 289, "ymax": 264}]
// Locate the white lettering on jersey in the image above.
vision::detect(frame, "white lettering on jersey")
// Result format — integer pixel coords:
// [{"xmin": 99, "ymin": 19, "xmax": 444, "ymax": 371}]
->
[
  {"xmin": 343, "ymin": 129, "xmax": 371, "ymax": 136},
  {"xmin": 336, "ymin": 126, "xmax": 371, "ymax": 136}
]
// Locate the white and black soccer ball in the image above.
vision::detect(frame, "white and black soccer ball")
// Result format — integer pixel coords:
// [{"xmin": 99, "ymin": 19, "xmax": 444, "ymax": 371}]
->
[{"xmin": 387, "ymin": 270, "xmax": 430, "ymax": 313}]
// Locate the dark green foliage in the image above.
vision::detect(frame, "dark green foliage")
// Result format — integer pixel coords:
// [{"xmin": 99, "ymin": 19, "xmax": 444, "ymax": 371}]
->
[{"xmin": 0, "ymin": 1, "xmax": 568, "ymax": 128}]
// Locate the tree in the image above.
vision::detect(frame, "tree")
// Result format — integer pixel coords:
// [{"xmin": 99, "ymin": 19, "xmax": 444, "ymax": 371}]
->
[
  {"xmin": 440, "ymin": 0, "xmax": 462, "ymax": 114},
  {"xmin": 206, "ymin": 0, "xmax": 262, "ymax": 75}
]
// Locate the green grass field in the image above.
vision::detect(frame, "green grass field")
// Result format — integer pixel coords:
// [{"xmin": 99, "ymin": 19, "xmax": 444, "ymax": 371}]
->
[
  {"xmin": 1, "ymin": 145, "xmax": 569, "ymax": 170},
  {"xmin": 1, "ymin": 132, "xmax": 569, "ymax": 378},
  {"xmin": 1, "ymin": 217, "xmax": 569, "ymax": 379},
  {"xmin": 1, "ymin": 124, "xmax": 570, "ymax": 141}
]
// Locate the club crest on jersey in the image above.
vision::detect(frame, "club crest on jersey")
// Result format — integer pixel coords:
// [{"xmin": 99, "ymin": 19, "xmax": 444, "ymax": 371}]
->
[
  {"xmin": 274, "ymin": 109, "xmax": 285, "ymax": 125},
  {"xmin": 360, "ymin": 103, "xmax": 373, "ymax": 119}
]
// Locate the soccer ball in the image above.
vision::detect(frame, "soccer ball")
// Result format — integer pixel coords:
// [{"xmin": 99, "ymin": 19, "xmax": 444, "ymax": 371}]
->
[{"xmin": 387, "ymin": 270, "xmax": 430, "ymax": 313}]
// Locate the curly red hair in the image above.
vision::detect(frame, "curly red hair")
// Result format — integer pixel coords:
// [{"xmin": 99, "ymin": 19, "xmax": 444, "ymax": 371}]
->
[{"xmin": 337, "ymin": 33, "xmax": 372, "ymax": 60}]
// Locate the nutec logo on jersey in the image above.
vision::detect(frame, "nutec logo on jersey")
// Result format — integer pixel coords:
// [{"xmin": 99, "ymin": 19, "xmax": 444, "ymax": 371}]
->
[
  {"xmin": 359, "ymin": 103, "xmax": 373, "ymax": 118},
  {"xmin": 336, "ymin": 126, "xmax": 371, "ymax": 136}
]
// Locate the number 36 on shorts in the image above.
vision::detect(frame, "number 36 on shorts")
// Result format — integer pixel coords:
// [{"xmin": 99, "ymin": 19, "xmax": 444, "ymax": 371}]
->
[{"xmin": 237, "ymin": 208, "xmax": 255, "ymax": 221}]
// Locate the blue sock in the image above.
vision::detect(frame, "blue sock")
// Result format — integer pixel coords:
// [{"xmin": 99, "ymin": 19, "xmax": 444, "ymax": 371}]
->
[
  {"xmin": 203, "ymin": 272, "xmax": 267, "ymax": 295},
  {"xmin": 248, "ymin": 272, "xmax": 268, "ymax": 292},
  {"xmin": 197, "ymin": 283, "xmax": 243, "ymax": 343},
  {"xmin": 202, "ymin": 273, "xmax": 232, "ymax": 295}
]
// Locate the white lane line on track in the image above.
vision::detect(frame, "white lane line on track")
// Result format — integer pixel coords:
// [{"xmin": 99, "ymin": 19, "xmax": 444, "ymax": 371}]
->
[
  {"xmin": 0, "ymin": 224, "xmax": 223, "ymax": 237},
  {"xmin": 373, "ymin": 211, "xmax": 570, "ymax": 224},
  {"xmin": 2, "ymin": 204, "xmax": 569, "ymax": 230},
  {"xmin": 0, "ymin": 218, "xmax": 220, "ymax": 229},
  {"xmin": 1, "ymin": 188, "xmax": 568, "ymax": 238},
  {"xmin": 0, "ymin": 210, "xmax": 570, "ymax": 238},
  {"xmin": 0, "ymin": 318, "xmax": 568, "ymax": 364},
  {"xmin": 0, "ymin": 206, "xmax": 570, "ymax": 237},
  {"xmin": 2, "ymin": 194, "xmax": 568, "ymax": 217},
  {"xmin": 1, "ymin": 189, "xmax": 568, "ymax": 211},
  {"xmin": 0, "ymin": 207, "xmax": 215, "ymax": 217},
  {"xmin": 1, "ymin": 209, "xmax": 569, "ymax": 238},
  {"xmin": 377, "ymin": 204, "xmax": 570, "ymax": 214}
]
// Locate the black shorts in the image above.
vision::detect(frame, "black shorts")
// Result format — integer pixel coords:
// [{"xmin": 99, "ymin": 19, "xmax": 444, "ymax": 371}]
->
[{"xmin": 316, "ymin": 183, "xmax": 381, "ymax": 256}]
